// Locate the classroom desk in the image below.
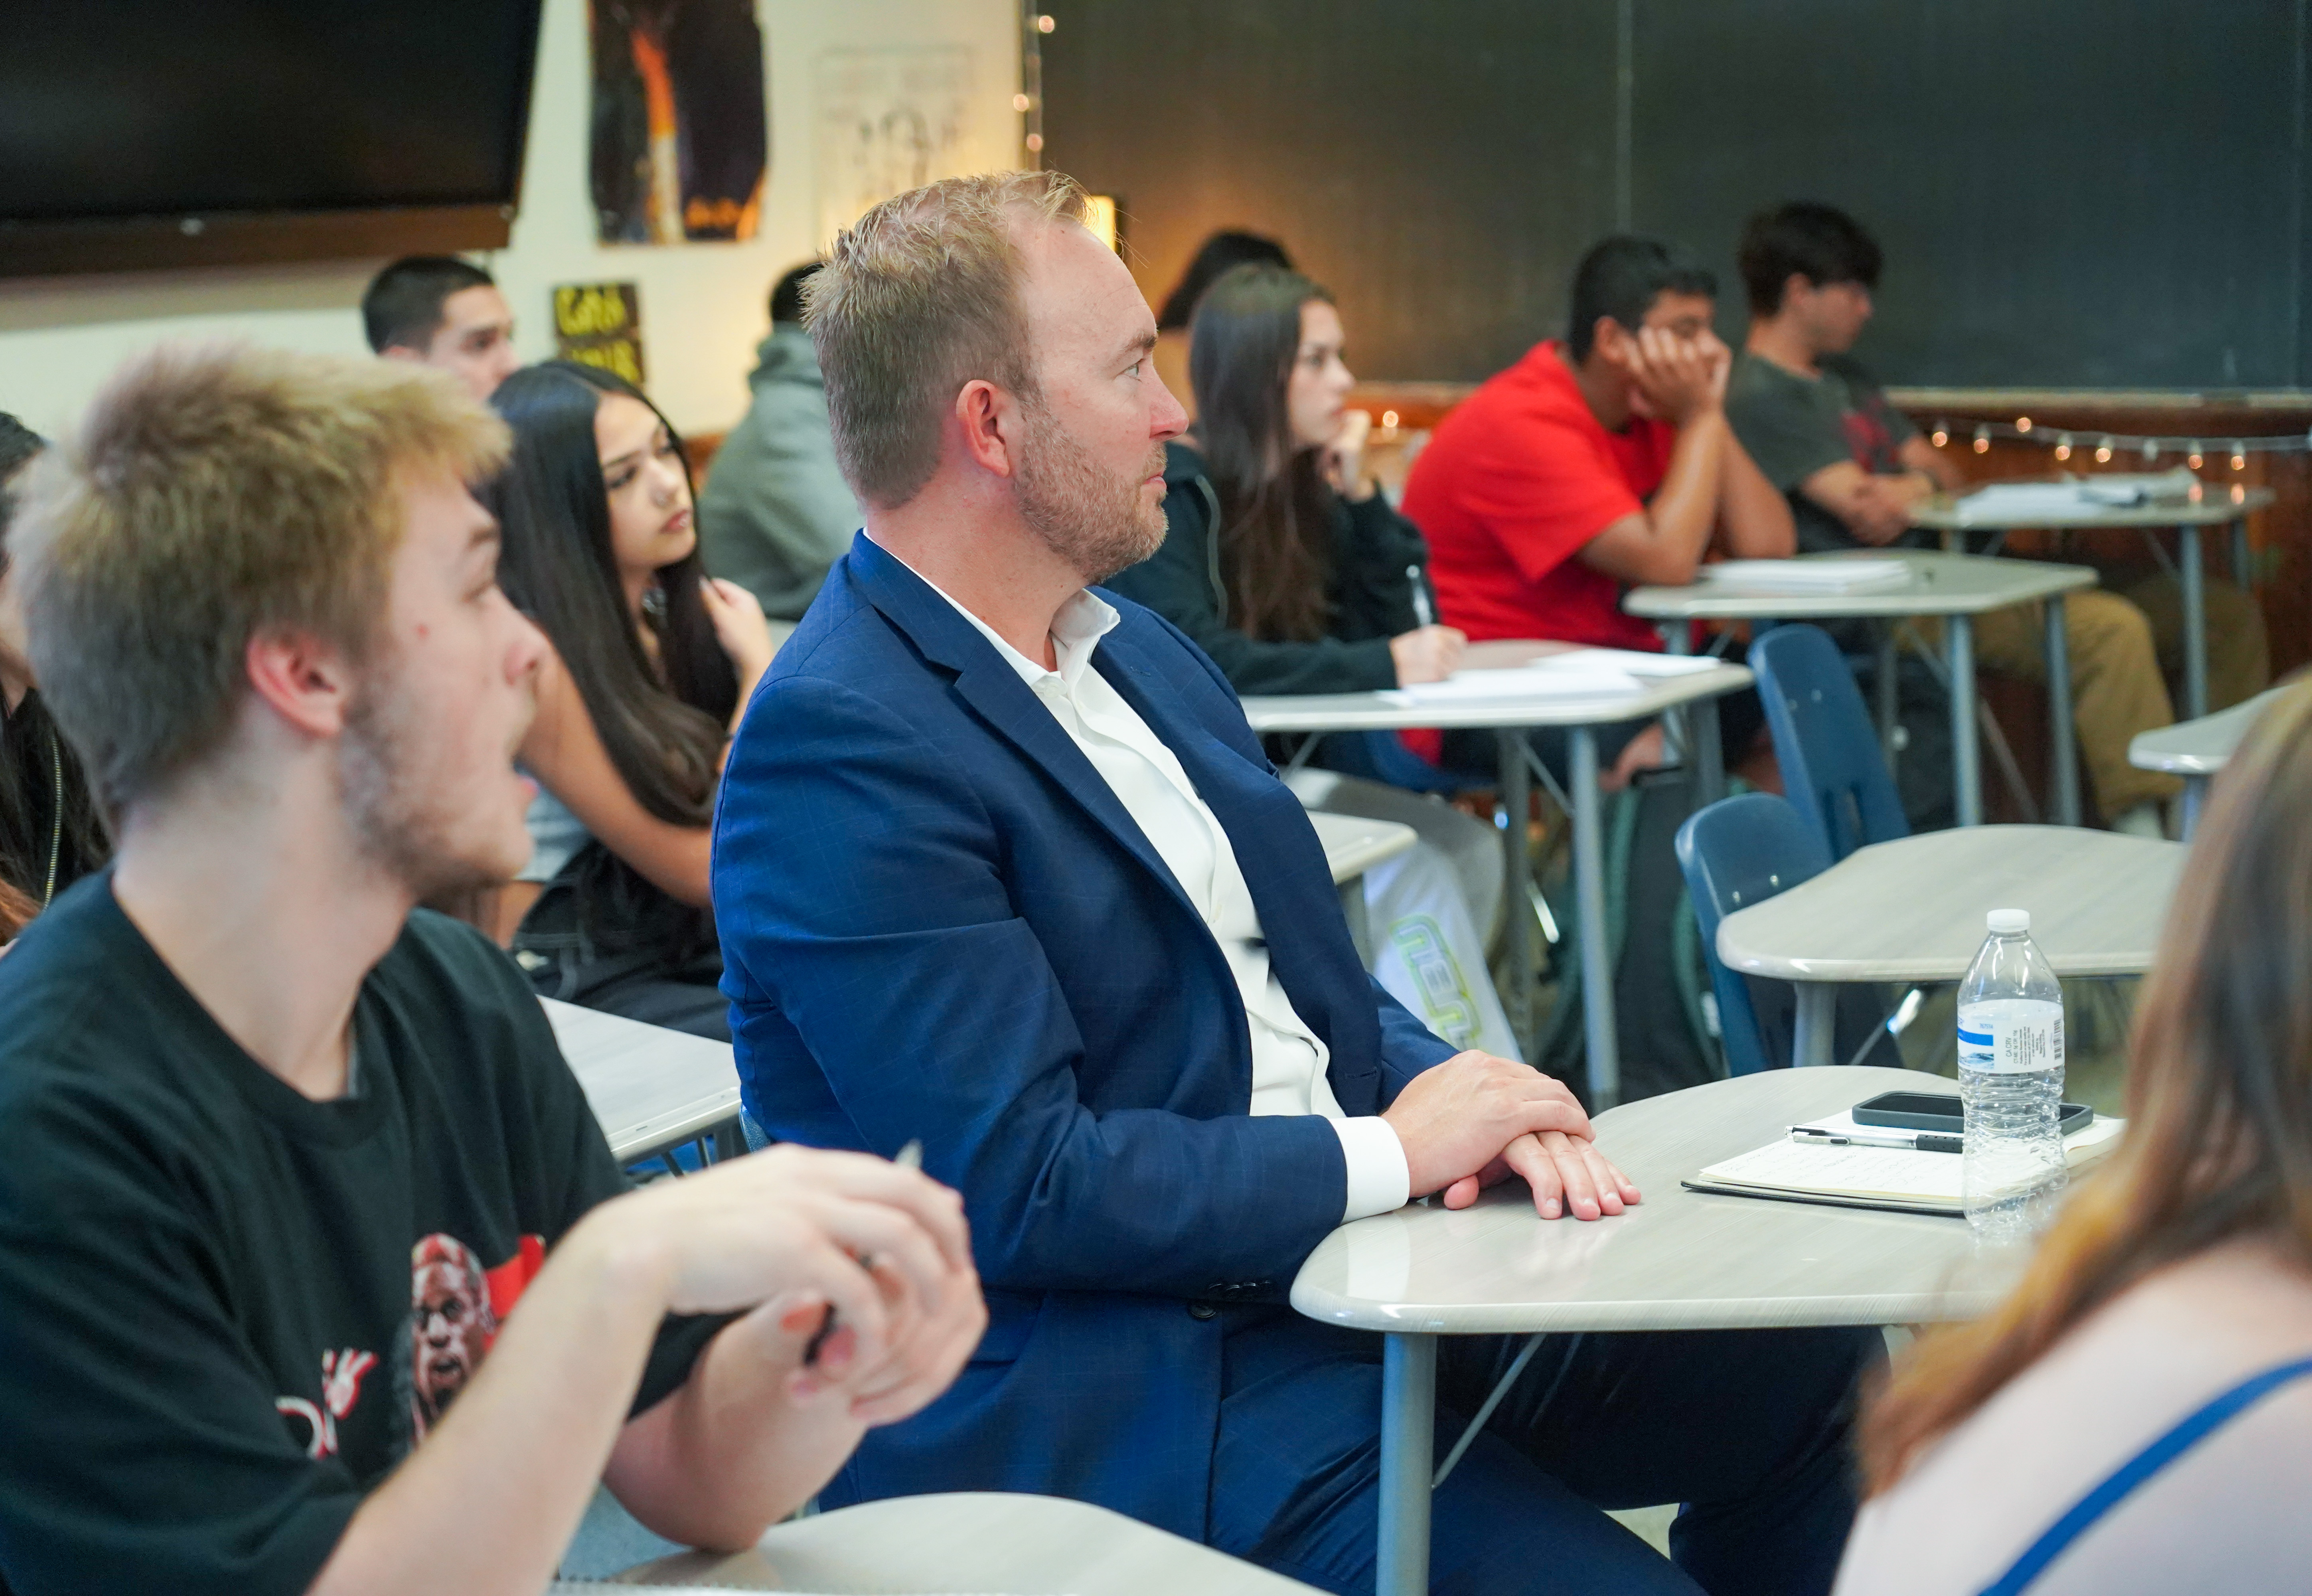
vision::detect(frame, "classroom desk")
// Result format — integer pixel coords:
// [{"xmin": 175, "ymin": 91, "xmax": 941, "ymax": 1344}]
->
[
  {"xmin": 1911, "ymin": 486, "xmax": 2275, "ymax": 721},
  {"xmin": 1291, "ymin": 1065, "xmax": 2012, "ymax": 1596},
  {"xmin": 544, "ymin": 997, "xmax": 743, "ymax": 1165},
  {"xmin": 1624, "ymin": 550, "xmax": 2098, "ymax": 829},
  {"xmin": 591, "ymin": 1491, "xmax": 1319, "ymax": 1592},
  {"xmin": 2128, "ymin": 681, "xmax": 2290, "ymax": 839},
  {"xmin": 1309, "ymin": 810, "xmax": 1420, "ymax": 962},
  {"xmin": 1715, "ymin": 826, "xmax": 2185, "ymax": 1069},
  {"xmin": 1242, "ymin": 662, "xmax": 1755, "ymax": 1108}
]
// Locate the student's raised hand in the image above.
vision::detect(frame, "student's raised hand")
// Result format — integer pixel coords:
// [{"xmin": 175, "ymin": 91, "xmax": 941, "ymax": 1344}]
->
[
  {"xmin": 1382, "ymin": 1051, "xmax": 1598, "ymax": 1205},
  {"xmin": 1323, "ymin": 407, "xmax": 1375, "ymax": 502},
  {"xmin": 588, "ymin": 1143, "xmax": 973, "ymax": 1381},
  {"xmin": 699, "ymin": 576, "xmax": 776, "ymax": 687},
  {"xmin": 1389, "ymin": 624, "xmax": 1467, "ymax": 684}
]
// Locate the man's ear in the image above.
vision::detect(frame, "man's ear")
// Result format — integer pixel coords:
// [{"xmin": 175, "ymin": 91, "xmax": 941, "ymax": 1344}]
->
[
  {"xmin": 1590, "ymin": 316, "xmax": 1633, "ymax": 367},
  {"xmin": 954, "ymin": 378, "xmax": 1021, "ymax": 480},
  {"xmin": 244, "ymin": 628, "xmax": 356, "ymax": 742}
]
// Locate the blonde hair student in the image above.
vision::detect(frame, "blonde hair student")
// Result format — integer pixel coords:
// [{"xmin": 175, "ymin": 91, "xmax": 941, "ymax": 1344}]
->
[{"xmin": 1836, "ymin": 681, "xmax": 2312, "ymax": 1595}]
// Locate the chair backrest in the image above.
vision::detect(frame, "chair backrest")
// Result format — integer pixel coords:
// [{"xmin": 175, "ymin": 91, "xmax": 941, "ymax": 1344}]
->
[
  {"xmin": 1319, "ymin": 729, "xmax": 1491, "ymax": 796},
  {"xmin": 1674, "ymin": 792, "xmax": 1832, "ymax": 1075},
  {"xmin": 1749, "ymin": 623, "xmax": 1909, "ymax": 862}
]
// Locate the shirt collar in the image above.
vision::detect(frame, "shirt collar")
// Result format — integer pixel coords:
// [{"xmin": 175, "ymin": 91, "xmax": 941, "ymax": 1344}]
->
[{"xmin": 891, "ymin": 548, "xmax": 1119, "ymax": 692}]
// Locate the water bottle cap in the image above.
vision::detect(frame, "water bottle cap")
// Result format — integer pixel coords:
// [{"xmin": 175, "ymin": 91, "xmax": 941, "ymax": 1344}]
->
[{"xmin": 1987, "ymin": 908, "xmax": 2031, "ymax": 934}]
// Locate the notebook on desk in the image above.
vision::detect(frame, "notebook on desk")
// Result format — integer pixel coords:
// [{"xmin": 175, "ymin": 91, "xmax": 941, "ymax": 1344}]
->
[{"xmin": 1683, "ymin": 1113, "xmax": 2124, "ymax": 1217}]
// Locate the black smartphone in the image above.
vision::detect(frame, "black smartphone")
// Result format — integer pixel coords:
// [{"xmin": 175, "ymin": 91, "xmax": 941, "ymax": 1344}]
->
[{"xmin": 1852, "ymin": 1090, "xmax": 2093, "ymax": 1137}]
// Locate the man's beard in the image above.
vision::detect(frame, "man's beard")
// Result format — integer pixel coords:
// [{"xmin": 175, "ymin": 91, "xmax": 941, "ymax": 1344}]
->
[
  {"xmin": 1014, "ymin": 396, "xmax": 1169, "ymax": 584},
  {"xmin": 340, "ymin": 665, "xmax": 502, "ymax": 903}
]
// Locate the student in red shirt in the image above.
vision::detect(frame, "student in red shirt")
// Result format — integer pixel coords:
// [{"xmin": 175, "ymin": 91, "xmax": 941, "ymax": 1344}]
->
[{"xmin": 1403, "ymin": 237, "xmax": 1792, "ymax": 778}]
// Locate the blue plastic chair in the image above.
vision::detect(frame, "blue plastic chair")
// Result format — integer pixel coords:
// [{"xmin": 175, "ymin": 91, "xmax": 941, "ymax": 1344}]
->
[
  {"xmin": 1750, "ymin": 623, "xmax": 1910, "ymax": 863},
  {"xmin": 1674, "ymin": 793, "xmax": 1832, "ymax": 1075},
  {"xmin": 1315, "ymin": 729, "xmax": 1495, "ymax": 796}
]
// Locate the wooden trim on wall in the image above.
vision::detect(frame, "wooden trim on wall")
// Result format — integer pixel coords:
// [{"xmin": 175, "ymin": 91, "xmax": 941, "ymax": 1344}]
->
[{"xmin": 0, "ymin": 203, "xmax": 518, "ymax": 280}]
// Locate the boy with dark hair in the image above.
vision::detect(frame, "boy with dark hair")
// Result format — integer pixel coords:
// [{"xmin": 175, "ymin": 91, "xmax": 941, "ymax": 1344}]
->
[
  {"xmin": 1724, "ymin": 201, "xmax": 2259, "ymax": 834},
  {"xmin": 0, "ymin": 345, "xmax": 983, "ymax": 1595},
  {"xmin": 697, "ymin": 260, "xmax": 864, "ymax": 621},
  {"xmin": 362, "ymin": 255, "xmax": 522, "ymax": 401},
  {"xmin": 1403, "ymin": 235, "xmax": 1793, "ymax": 776}
]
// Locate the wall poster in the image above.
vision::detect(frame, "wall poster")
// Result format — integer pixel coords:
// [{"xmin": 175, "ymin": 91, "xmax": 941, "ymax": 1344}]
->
[
  {"xmin": 815, "ymin": 47, "xmax": 979, "ymax": 247},
  {"xmin": 590, "ymin": 0, "xmax": 768, "ymax": 244}
]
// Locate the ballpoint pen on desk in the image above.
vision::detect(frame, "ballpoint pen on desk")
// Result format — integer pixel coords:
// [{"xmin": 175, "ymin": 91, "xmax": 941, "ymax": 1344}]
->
[
  {"xmin": 804, "ymin": 1139, "xmax": 925, "ymax": 1367},
  {"xmin": 1787, "ymin": 1126, "xmax": 1965, "ymax": 1155},
  {"xmin": 1406, "ymin": 564, "xmax": 1434, "ymax": 627}
]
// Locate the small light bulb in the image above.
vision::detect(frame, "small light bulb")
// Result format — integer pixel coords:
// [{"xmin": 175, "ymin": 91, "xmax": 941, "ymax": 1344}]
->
[
  {"xmin": 1930, "ymin": 423, "xmax": 1950, "ymax": 448},
  {"xmin": 1025, "ymin": 132, "xmax": 1044, "ymax": 152},
  {"xmin": 2094, "ymin": 437, "xmax": 2115, "ymax": 464},
  {"xmin": 2230, "ymin": 442, "xmax": 2247, "ymax": 471},
  {"xmin": 2054, "ymin": 433, "xmax": 2073, "ymax": 461},
  {"xmin": 1972, "ymin": 425, "xmax": 1991, "ymax": 454},
  {"xmin": 1380, "ymin": 410, "xmax": 1399, "ymax": 430},
  {"xmin": 2015, "ymin": 416, "xmax": 2033, "ymax": 433},
  {"xmin": 2232, "ymin": 482, "xmax": 2247, "ymax": 503},
  {"xmin": 1037, "ymin": 13, "xmax": 1056, "ymax": 31},
  {"xmin": 1013, "ymin": 93, "xmax": 1032, "ymax": 111},
  {"xmin": 2188, "ymin": 441, "xmax": 2205, "ymax": 469}
]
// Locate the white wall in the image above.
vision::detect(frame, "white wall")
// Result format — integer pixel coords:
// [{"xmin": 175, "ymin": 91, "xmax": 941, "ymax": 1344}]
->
[{"xmin": 0, "ymin": 0, "xmax": 1021, "ymax": 438}]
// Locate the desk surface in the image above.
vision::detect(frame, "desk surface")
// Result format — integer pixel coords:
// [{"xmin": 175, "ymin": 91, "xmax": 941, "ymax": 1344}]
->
[
  {"xmin": 1289, "ymin": 1067, "xmax": 2015, "ymax": 1336},
  {"xmin": 1239, "ymin": 661, "xmax": 1753, "ymax": 733},
  {"xmin": 601, "ymin": 1491, "xmax": 1318, "ymax": 1592},
  {"xmin": 1716, "ymin": 826, "xmax": 2184, "ymax": 985},
  {"xmin": 2129, "ymin": 683, "xmax": 2292, "ymax": 775},
  {"xmin": 1309, "ymin": 811, "xmax": 1419, "ymax": 882},
  {"xmin": 1623, "ymin": 550, "xmax": 2096, "ymax": 620},
  {"xmin": 1910, "ymin": 485, "xmax": 2274, "ymax": 531},
  {"xmin": 545, "ymin": 998, "xmax": 742, "ymax": 1163}
]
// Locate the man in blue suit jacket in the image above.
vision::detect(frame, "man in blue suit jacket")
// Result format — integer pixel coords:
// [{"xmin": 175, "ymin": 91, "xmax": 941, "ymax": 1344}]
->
[{"xmin": 714, "ymin": 172, "xmax": 1880, "ymax": 1596}]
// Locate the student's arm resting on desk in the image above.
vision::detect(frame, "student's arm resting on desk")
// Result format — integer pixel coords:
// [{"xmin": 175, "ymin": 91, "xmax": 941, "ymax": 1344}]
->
[
  {"xmin": 1579, "ymin": 330, "xmax": 1751, "ymax": 586},
  {"xmin": 1714, "ymin": 423, "xmax": 1798, "ymax": 559}
]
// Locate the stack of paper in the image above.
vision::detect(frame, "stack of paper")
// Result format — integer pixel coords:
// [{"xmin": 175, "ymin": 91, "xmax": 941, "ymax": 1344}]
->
[
  {"xmin": 1684, "ymin": 1114, "xmax": 2123, "ymax": 1216},
  {"xmin": 1532, "ymin": 646, "xmax": 1724, "ymax": 678},
  {"xmin": 1952, "ymin": 468, "xmax": 2202, "ymax": 524},
  {"xmin": 1380, "ymin": 668, "xmax": 1644, "ymax": 707},
  {"xmin": 1695, "ymin": 558, "xmax": 1912, "ymax": 593}
]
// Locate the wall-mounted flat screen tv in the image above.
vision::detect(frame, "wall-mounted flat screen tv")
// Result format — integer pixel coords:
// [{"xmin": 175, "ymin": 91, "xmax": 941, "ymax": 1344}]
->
[{"xmin": 0, "ymin": 1, "xmax": 545, "ymax": 278}]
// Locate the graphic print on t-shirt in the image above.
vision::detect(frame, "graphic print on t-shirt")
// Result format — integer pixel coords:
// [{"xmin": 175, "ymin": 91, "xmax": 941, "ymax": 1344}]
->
[
  {"xmin": 1839, "ymin": 401, "xmax": 1903, "ymax": 475},
  {"xmin": 274, "ymin": 1347, "xmax": 379, "ymax": 1459},
  {"xmin": 403, "ymin": 1231, "xmax": 547, "ymax": 1441}
]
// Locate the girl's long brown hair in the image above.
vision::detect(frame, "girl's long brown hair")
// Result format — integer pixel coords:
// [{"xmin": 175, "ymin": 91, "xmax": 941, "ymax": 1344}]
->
[
  {"xmin": 1862, "ymin": 681, "xmax": 2312, "ymax": 1489},
  {"xmin": 1189, "ymin": 264, "xmax": 1341, "ymax": 644}
]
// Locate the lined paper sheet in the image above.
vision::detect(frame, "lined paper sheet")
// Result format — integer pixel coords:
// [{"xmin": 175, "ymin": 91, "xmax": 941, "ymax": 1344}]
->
[{"xmin": 1695, "ymin": 558, "xmax": 1911, "ymax": 592}]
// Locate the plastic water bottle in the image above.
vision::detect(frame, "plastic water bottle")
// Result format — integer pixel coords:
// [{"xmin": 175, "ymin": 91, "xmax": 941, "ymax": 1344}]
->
[{"xmin": 1957, "ymin": 909, "xmax": 2067, "ymax": 1242}]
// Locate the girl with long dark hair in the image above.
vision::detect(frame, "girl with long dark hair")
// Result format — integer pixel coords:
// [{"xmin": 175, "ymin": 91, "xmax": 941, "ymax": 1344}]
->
[
  {"xmin": 1107, "ymin": 265, "xmax": 1519, "ymax": 1060},
  {"xmin": 483, "ymin": 361, "xmax": 774, "ymax": 1036},
  {"xmin": 1836, "ymin": 683, "xmax": 2312, "ymax": 1594}
]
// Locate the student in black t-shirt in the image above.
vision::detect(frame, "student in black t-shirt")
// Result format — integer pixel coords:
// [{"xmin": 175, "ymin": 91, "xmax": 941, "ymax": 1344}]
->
[
  {"xmin": 0, "ymin": 346, "xmax": 985, "ymax": 1596},
  {"xmin": 1724, "ymin": 202, "xmax": 2228, "ymax": 835}
]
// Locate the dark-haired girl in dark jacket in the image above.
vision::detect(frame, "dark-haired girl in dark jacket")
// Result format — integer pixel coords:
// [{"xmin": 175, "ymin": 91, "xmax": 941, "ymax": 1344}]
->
[
  {"xmin": 482, "ymin": 361, "xmax": 774, "ymax": 1037},
  {"xmin": 1108, "ymin": 267, "xmax": 1518, "ymax": 1059}
]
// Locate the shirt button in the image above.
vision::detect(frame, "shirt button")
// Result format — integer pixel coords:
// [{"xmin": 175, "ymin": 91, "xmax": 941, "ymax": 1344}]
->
[{"xmin": 1188, "ymin": 1302, "xmax": 1218, "ymax": 1321}]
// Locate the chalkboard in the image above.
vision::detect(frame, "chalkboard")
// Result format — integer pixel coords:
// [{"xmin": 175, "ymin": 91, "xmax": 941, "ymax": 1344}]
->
[{"xmin": 1042, "ymin": 0, "xmax": 2310, "ymax": 389}]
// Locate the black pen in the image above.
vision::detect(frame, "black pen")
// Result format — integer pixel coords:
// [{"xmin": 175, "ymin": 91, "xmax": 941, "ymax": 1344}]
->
[
  {"xmin": 805, "ymin": 1139, "xmax": 924, "ymax": 1367},
  {"xmin": 1407, "ymin": 564, "xmax": 1435, "ymax": 627}
]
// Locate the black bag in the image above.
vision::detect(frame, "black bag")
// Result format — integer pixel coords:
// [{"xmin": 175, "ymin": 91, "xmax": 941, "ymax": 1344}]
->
[{"xmin": 510, "ymin": 841, "xmax": 729, "ymax": 1037}]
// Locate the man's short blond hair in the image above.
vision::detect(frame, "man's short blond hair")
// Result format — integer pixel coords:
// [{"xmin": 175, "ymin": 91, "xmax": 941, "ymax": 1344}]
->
[
  {"xmin": 10, "ymin": 344, "xmax": 509, "ymax": 815},
  {"xmin": 806, "ymin": 169, "xmax": 1087, "ymax": 510}
]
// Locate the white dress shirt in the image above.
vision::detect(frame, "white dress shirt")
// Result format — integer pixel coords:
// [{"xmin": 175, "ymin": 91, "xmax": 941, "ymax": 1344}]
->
[{"xmin": 914, "ymin": 569, "xmax": 1411, "ymax": 1222}]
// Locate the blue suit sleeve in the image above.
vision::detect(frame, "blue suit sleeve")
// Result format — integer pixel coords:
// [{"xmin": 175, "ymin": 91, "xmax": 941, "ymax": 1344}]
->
[
  {"xmin": 1373, "ymin": 974, "xmax": 1457, "ymax": 1104},
  {"xmin": 715, "ymin": 672, "xmax": 1354, "ymax": 1296}
]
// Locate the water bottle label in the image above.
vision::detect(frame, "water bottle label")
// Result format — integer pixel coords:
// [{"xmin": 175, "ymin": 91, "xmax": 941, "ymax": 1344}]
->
[{"xmin": 1957, "ymin": 1001, "xmax": 2064, "ymax": 1074}]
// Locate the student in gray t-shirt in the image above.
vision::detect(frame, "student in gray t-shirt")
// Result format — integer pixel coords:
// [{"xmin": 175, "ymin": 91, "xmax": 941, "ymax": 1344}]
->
[{"xmin": 1723, "ymin": 201, "xmax": 2213, "ymax": 838}]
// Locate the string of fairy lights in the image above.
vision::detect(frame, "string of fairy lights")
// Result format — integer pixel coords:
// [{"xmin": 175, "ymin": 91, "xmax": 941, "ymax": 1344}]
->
[{"xmin": 1925, "ymin": 416, "xmax": 2312, "ymax": 469}]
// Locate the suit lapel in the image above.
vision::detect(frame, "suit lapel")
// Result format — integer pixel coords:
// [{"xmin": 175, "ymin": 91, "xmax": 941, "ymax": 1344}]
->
[{"xmin": 849, "ymin": 537, "xmax": 1203, "ymax": 922}]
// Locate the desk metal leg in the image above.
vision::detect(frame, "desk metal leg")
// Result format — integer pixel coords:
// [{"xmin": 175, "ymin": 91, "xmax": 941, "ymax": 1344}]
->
[
  {"xmin": 1692, "ymin": 693, "xmax": 1726, "ymax": 808},
  {"xmin": 1571, "ymin": 727, "xmax": 1619, "ymax": 1109},
  {"xmin": 2230, "ymin": 517, "xmax": 2252, "ymax": 590},
  {"xmin": 2043, "ymin": 594, "xmax": 2080, "ymax": 827},
  {"xmin": 1379, "ymin": 1333, "xmax": 1437, "ymax": 1596},
  {"xmin": 1497, "ymin": 731, "xmax": 1534, "ymax": 1055},
  {"xmin": 2180, "ymin": 522, "xmax": 2208, "ymax": 719},
  {"xmin": 2182, "ymin": 774, "xmax": 2207, "ymax": 841},
  {"xmin": 1949, "ymin": 614, "xmax": 1981, "ymax": 826},
  {"xmin": 1659, "ymin": 622, "xmax": 1692, "ymax": 767},
  {"xmin": 1793, "ymin": 983, "xmax": 1837, "ymax": 1069},
  {"xmin": 1877, "ymin": 626, "xmax": 1901, "ymax": 770}
]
